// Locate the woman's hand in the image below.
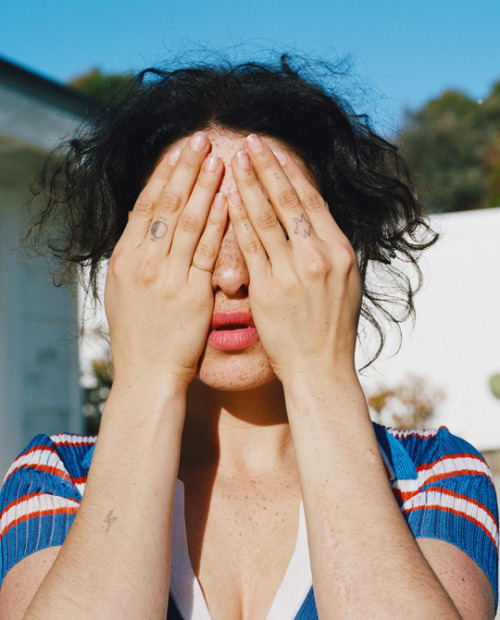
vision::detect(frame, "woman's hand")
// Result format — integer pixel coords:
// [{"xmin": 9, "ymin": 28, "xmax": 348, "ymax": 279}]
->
[
  {"xmin": 105, "ymin": 132, "xmax": 228, "ymax": 391},
  {"xmin": 229, "ymin": 134, "xmax": 362, "ymax": 385}
]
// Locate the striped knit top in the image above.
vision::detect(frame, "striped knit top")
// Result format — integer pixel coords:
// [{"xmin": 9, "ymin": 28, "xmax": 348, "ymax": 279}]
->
[{"xmin": 0, "ymin": 424, "xmax": 498, "ymax": 618}]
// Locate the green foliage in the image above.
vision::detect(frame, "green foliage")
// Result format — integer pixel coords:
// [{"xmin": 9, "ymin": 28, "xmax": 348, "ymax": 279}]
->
[
  {"xmin": 83, "ymin": 357, "xmax": 113, "ymax": 434},
  {"xmin": 490, "ymin": 374, "xmax": 500, "ymax": 400},
  {"xmin": 69, "ymin": 68, "xmax": 136, "ymax": 105},
  {"xmin": 398, "ymin": 82, "xmax": 500, "ymax": 213}
]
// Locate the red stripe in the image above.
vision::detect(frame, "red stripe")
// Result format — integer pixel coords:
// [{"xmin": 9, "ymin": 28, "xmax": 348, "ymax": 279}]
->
[
  {"xmin": 404, "ymin": 504, "xmax": 498, "ymax": 550},
  {"xmin": 423, "ymin": 486, "xmax": 499, "ymax": 525},
  {"xmin": 392, "ymin": 468, "xmax": 492, "ymax": 502},
  {"xmin": 5, "ymin": 463, "xmax": 70, "ymax": 484},
  {"xmin": 1, "ymin": 506, "xmax": 78, "ymax": 539},
  {"xmin": 0, "ymin": 491, "xmax": 49, "ymax": 521}
]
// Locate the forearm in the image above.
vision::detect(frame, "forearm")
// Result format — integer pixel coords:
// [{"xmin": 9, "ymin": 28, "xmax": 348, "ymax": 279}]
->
[
  {"xmin": 283, "ymin": 370, "xmax": 461, "ymax": 619},
  {"xmin": 24, "ymin": 381, "xmax": 186, "ymax": 620}
]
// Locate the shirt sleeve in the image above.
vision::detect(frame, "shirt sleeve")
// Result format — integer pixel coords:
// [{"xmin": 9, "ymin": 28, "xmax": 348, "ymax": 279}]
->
[
  {"xmin": 387, "ymin": 426, "xmax": 499, "ymax": 606},
  {"xmin": 0, "ymin": 433, "xmax": 94, "ymax": 587}
]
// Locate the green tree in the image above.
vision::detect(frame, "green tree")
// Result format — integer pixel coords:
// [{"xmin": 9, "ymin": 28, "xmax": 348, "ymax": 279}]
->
[
  {"xmin": 398, "ymin": 82, "xmax": 500, "ymax": 213},
  {"xmin": 69, "ymin": 68, "xmax": 136, "ymax": 105}
]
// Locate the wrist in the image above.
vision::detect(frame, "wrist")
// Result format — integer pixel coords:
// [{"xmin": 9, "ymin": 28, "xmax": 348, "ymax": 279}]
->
[
  {"xmin": 282, "ymin": 367, "xmax": 368, "ymax": 425},
  {"xmin": 280, "ymin": 357, "xmax": 359, "ymax": 394},
  {"xmin": 102, "ymin": 377, "xmax": 188, "ymax": 426}
]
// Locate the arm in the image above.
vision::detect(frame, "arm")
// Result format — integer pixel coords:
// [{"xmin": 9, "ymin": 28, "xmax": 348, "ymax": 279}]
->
[
  {"xmin": 229, "ymin": 135, "xmax": 495, "ymax": 618},
  {"xmin": 0, "ymin": 132, "xmax": 228, "ymax": 620}
]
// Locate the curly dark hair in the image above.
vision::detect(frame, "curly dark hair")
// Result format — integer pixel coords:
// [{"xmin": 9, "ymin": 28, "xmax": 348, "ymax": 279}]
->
[{"xmin": 30, "ymin": 55, "xmax": 437, "ymax": 364}]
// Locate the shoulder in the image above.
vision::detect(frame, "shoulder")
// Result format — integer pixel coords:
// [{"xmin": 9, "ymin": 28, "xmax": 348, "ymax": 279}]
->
[
  {"xmin": 374, "ymin": 423, "xmax": 499, "ymax": 607},
  {"xmin": 0, "ymin": 433, "xmax": 96, "ymax": 588},
  {"xmin": 1, "ymin": 432, "xmax": 97, "ymax": 504},
  {"xmin": 373, "ymin": 423, "xmax": 493, "ymax": 483}
]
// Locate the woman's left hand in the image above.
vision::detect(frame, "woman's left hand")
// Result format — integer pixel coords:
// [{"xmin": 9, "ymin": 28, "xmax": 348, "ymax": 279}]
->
[{"xmin": 229, "ymin": 134, "xmax": 362, "ymax": 385}]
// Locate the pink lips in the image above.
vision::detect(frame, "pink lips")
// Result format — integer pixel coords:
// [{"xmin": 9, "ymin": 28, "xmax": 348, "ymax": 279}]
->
[{"xmin": 208, "ymin": 311, "xmax": 259, "ymax": 351}]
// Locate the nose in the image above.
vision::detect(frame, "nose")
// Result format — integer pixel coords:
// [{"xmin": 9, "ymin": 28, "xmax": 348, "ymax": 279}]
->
[{"xmin": 212, "ymin": 223, "xmax": 249, "ymax": 296}]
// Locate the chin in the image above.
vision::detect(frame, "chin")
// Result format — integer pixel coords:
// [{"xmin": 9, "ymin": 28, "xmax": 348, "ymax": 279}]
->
[{"xmin": 195, "ymin": 345, "xmax": 278, "ymax": 392}]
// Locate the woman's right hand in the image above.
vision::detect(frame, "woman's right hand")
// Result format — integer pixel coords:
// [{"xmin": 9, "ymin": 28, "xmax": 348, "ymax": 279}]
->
[{"xmin": 105, "ymin": 132, "xmax": 227, "ymax": 392}]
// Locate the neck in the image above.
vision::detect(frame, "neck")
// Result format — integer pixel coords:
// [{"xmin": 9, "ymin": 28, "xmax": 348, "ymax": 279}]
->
[{"xmin": 181, "ymin": 378, "xmax": 294, "ymax": 476}]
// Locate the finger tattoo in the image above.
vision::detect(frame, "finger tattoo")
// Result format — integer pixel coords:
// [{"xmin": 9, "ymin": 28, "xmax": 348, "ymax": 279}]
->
[
  {"xmin": 293, "ymin": 213, "xmax": 312, "ymax": 238},
  {"xmin": 150, "ymin": 219, "xmax": 168, "ymax": 241}
]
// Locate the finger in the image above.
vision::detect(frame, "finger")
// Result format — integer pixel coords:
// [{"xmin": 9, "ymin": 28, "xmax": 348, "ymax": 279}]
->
[
  {"xmin": 146, "ymin": 132, "xmax": 211, "ymax": 253},
  {"xmin": 228, "ymin": 190, "xmax": 269, "ymax": 277},
  {"xmin": 169, "ymin": 152, "xmax": 224, "ymax": 268},
  {"xmin": 231, "ymin": 150, "xmax": 291, "ymax": 263},
  {"xmin": 116, "ymin": 147, "xmax": 180, "ymax": 249},
  {"xmin": 242, "ymin": 135, "xmax": 317, "ymax": 245},
  {"xmin": 272, "ymin": 148, "xmax": 342, "ymax": 243},
  {"xmin": 188, "ymin": 192, "xmax": 228, "ymax": 280}
]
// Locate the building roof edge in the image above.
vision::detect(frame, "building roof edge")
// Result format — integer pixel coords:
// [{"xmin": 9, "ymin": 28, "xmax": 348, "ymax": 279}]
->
[{"xmin": 0, "ymin": 56, "xmax": 97, "ymax": 118}]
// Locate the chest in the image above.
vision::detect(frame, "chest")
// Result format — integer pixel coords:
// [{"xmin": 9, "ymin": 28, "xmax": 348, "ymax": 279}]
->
[{"xmin": 174, "ymin": 475, "xmax": 307, "ymax": 620}]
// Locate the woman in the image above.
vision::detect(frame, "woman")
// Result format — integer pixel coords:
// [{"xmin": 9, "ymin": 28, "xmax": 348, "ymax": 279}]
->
[{"xmin": 0, "ymin": 57, "xmax": 497, "ymax": 619}]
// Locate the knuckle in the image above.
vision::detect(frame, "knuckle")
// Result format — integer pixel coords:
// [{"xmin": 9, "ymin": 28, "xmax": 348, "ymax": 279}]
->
[
  {"xmin": 108, "ymin": 249, "xmax": 127, "ymax": 277},
  {"xmin": 196, "ymin": 241, "xmax": 217, "ymax": 262},
  {"xmin": 279, "ymin": 190, "xmax": 301, "ymax": 210},
  {"xmin": 304, "ymin": 192, "xmax": 327, "ymax": 212},
  {"xmin": 231, "ymin": 205, "xmax": 248, "ymax": 223},
  {"xmin": 177, "ymin": 157, "xmax": 198, "ymax": 173},
  {"xmin": 158, "ymin": 191, "xmax": 181, "ymax": 214},
  {"xmin": 339, "ymin": 245, "xmax": 358, "ymax": 270},
  {"xmin": 257, "ymin": 209, "xmax": 279, "ymax": 230},
  {"xmin": 195, "ymin": 173, "xmax": 215, "ymax": 190},
  {"xmin": 179, "ymin": 213, "xmax": 201, "ymax": 234},
  {"xmin": 305, "ymin": 248, "xmax": 329, "ymax": 278},
  {"xmin": 207, "ymin": 212, "xmax": 224, "ymax": 227},
  {"xmin": 134, "ymin": 195, "xmax": 155, "ymax": 215},
  {"xmin": 256, "ymin": 154, "xmax": 275, "ymax": 171},
  {"xmin": 244, "ymin": 237, "xmax": 261, "ymax": 254},
  {"xmin": 236, "ymin": 170, "xmax": 257, "ymax": 188},
  {"xmin": 135, "ymin": 256, "xmax": 156, "ymax": 284}
]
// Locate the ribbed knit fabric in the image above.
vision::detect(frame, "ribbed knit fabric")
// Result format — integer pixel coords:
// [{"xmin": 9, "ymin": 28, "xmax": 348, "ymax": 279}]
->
[{"xmin": 0, "ymin": 424, "xmax": 498, "ymax": 618}]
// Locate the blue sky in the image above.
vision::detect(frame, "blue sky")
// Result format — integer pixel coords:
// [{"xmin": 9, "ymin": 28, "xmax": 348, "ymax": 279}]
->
[{"xmin": 1, "ymin": 0, "xmax": 499, "ymax": 134}]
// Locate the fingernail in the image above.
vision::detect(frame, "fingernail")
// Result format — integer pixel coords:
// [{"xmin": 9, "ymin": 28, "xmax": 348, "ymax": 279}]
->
[
  {"xmin": 204, "ymin": 153, "xmax": 219, "ymax": 172},
  {"xmin": 213, "ymin": 192, "xmax": 226, "ymax": 209},
  {"xmin": 229, "ymin": 189, "xmax": 242, "ymax": 205},
  {"xmin": 246, "ymin": 134, "xmax": 264, "ymax": 154},
  {"xmin": 235, "ymin": 150, "xmax": 251, "ymax": 169},
  {"xmin": 168, "ymin": 148, "xmax": 181, "ymax": 165},
  {"xmin": 274, "ymin": 149, "xmax": 288, "ymax": 167},
  {"xmin": 190, "ymin": 132, "xmax": 208, "ymax": 152}
]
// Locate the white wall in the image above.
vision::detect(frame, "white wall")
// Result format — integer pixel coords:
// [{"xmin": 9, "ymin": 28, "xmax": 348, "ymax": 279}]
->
[
  {"xmin": 360, "ymin": 208, "xmax": 500, "ymax": 451},
  {"xmin": 0, "ymin": 183, "xmax": 82, "ymax": 477}
]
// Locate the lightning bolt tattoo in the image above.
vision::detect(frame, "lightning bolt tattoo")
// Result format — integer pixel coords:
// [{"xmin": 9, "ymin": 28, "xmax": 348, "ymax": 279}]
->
[{"xmin": 104, "ymin": 509, "xmax": 117, "ymax": 533}]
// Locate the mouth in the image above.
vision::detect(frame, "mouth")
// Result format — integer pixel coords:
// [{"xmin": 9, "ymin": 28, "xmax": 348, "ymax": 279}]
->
[
  {"xmin": 209, "ymin": 312, "xmax": 258, "ymax": 351},
  {"xmin": 211, "ymin": 312, "xmax": 255, "ymax": 330}
]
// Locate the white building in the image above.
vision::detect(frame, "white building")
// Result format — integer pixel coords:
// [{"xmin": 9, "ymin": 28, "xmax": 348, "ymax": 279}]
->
[
  {"xmin": 361, "ymin": 207, "xmax": 500, "ymax": 452},
  {"xmin": 0, "ymin": 58, "xmax": 93, "ymax": 477}
]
